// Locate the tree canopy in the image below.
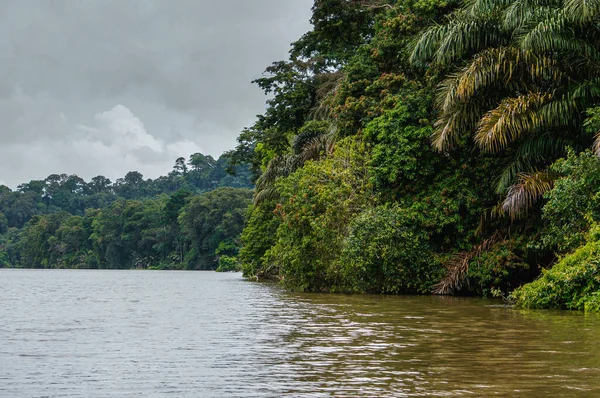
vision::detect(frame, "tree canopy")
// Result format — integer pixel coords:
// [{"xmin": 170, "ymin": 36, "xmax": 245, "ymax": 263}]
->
[{"xmin": 0, "ymin": 153, "xmax": 253, "ymax": 270}]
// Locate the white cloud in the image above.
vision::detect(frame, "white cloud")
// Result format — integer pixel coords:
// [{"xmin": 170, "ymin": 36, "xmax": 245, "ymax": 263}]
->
[
  {"xmin": 77, "ymin": 104, "xmax": 165, "ymax": 154},
  {"xmin": 0, "ymin": 105, "xmax": 204, "ymax": 187},
  {"xmin": 0, "ymin": 0, "xmax": 313, "ymax": 187}
]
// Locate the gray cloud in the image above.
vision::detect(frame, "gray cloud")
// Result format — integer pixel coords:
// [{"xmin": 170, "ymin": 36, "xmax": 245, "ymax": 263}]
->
[{"xmin": 0, "ymin": 0, "xmax": 312, "ymax": 187}]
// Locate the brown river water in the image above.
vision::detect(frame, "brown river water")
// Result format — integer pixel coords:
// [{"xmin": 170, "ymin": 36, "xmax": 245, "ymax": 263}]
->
[{"xmin": 1, "ymin": 269, "xmax": 599, "ymax": 397}]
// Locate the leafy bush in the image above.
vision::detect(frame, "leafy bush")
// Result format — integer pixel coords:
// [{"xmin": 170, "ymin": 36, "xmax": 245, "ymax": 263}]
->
[
  {"xmin": 266, "ymin": 137, "xmax": 374, "ymax": 291},
  {"xmin": 365, "ymin": 101, "xmax": 435, "ymax": 192},
  {"xmin": 340, "ymin": 205, "xmax": 443, "ymax": 294},
  {"xmin": 216, "ymin": 255, "xmax": 241, "ymax": 272},
  {"xmin": 539, "ymin": 151, "xmax": 600, "ymax": 252},
  {"xmin": 511, "ymin": 225, "xmax": 600, "ymax": 312},
  {"xmin": 467, "ymin": 238, "xmax": 530, "ymax": 296},
  {"xmin": 239, "ymin": 202, "xmax": 281, "ymax": 278}
]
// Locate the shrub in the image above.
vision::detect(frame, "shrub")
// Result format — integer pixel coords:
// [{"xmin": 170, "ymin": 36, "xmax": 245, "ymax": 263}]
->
[
  {"xmin": 511, "ymin": 225, "xmax": 600, "ymax": 312},
  {"xmin": 340, "ymin": 205, "xmax": 444, "ymax": 294},
  {"xmin": 467, "ymin": 238, "xmax": 530, "ymax": 296},
  {"xmin": 267, "ymin": 137, "xmax": 374, "ymax": 292},
  {"xmin": 216, "ymin": 255, "xmax": 241, "ymax": 272},
  {"xmin": 540, "ymin": 151, "xmax": 600, "ymax": 252}
]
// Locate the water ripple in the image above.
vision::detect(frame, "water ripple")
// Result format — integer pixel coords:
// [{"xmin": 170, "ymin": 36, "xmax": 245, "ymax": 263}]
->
[{"xmin": 1, "ymin": 269, "xmax": 600, "ymax": 397}]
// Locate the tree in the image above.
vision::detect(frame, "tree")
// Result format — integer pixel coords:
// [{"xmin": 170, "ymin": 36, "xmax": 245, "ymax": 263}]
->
[
  {"xmin": 179, "ymin": 187, "xmax": 252, "ymax": 270},
  {"xmin": 173, "ymin": 157, "xmax": 188, "ymax": 175},
  {"xmin": 114, "ymin": 171, "xmax": 147, "ymax": 199},
  {"xmin": 263, "ymin": 138, "xmax": 374, "ymax": 291},
  {"xmin": 87, "ymin": 176, "xmax": 112, "ymax": 194},
  {"xmin": 411, "ymin": 0, "xmax": 600, "ymax": 217}
]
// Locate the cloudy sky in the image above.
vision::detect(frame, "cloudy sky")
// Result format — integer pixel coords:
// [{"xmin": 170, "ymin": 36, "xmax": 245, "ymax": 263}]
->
[{"xmin": 0, "ymin": 0, "xmax": 313, "ymax": 188}]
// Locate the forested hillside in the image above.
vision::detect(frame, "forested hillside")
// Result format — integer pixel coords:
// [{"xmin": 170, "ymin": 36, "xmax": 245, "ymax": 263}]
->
[
  {"xmin": 228, "ymin": 0, "xmax": 600, "ymax": 311},
  {"xmin": 0, "ymin": 153, "xmax": 253, "ymax": 270}
]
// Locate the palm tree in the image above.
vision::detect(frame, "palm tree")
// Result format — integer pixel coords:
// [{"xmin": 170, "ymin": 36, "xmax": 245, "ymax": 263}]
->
[{"xmin": 411, "ymin": 0, "xmax": 600, "ymax": 218}]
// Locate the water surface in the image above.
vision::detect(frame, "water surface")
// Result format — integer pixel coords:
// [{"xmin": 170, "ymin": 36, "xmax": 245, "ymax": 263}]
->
[{"xmin": 1, "ymin": 269, "xmax": 599, "ymax": 397}]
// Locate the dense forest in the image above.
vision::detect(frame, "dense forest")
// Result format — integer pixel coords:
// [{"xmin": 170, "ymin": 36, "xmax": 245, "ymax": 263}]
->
[
  {"xmin": 225, "ymin": 0, "xmax": 600, "ymax": 312},
  {"xmin": 0, "ymin": 153, "xmax": 253, "ymax": 271}
]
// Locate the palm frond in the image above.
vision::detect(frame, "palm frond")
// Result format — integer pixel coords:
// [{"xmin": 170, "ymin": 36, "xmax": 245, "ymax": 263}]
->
[
  {"xmin": 433, "ymin": 15, "xmax": 507, "ymax": 64},
  {"xmin": 514, "ymin": 135, "xmax": 571, "ymax": 160},
  {"xmin": 432, "ymin": 231, "xmax": 504, "ymax": 295},
  {"xmin": 502, "ymin": 170, "xmax": 555, "ymax": 219},
  {"xmin": 254, "ymin": 134, "xmax": 336, "ymax": 204},
  {"xmin": 570, "ymin": 79, "xmax": 600, "ymax": 100},
  {"xmin": 475, "ymin": 92, "xmax": 553, "ymax": 152},
  {"xmin": 503, "ymin": 0, "xmax": 558, "ymax": 30},
  {"xmin": 495, "ymin": 135, "xmax": 570, "ymax": 193},
  {"xmin": 300, "ymin": 134, "xmax": 336, "ymax": 162},
  {"xmin": 463, "ymin": 0, "xmax": 512, "ymax": 15},
  {"xmin": 410, "ymin": 22, "xmax": 447, "ymax": 64},
  {"xmin": 254, "ymin": 154, "xmax": 301, "ymax": 205},
  {"xmin": 516, "ymin": 10, "xmax": 594, "ymax": 55},
  {"xmin": 564, "ymin": 0, "xmax": 600, "ymax": 23},
  {"xmin": 476, "ymin": 93, "xmax": 579, "ymax": 153},
  {"xmin": 253, "ymin": 186, "xmax": 279, "ymax": 206},
  {"xmin": 410, "ymin": 10, "xmax": 508, "ymax": 65},
  {"xmin": 432, "ymin": 102, "xmax": 482, "ymax": 151},
  {"xmin": 495, "ymin": 157, "xmax": 536, "ymax": 194},
  {"xmin": 438, "ymin": 48, "xmax": 558, "ymax": 114},
  {"xmin": 434, "ymin": 48, "xmax": 560, "ymax": 151},
  {"xmin": 292, "ymin": 130, "xmax": 324, "ymax": 155}
]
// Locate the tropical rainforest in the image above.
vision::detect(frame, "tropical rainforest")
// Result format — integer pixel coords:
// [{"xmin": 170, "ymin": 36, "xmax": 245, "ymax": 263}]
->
[
  {"xmin": 4, "ymin": 0, "xmax": 600, "ymax": 312},
  {"xmin": 0, "ymin": 154, "xmax": 253, "ymax": 271},
  {"xmin": 224, "ymin": 0, "xmax": 600, "ymax": 312}
]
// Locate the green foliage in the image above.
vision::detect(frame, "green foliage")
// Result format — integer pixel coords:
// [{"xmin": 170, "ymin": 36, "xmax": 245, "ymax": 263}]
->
[
  {"xmin": 511, "ymin": 225, "xmax": 600, "ymax": 312},
  {"xmin": 0, "ymin": 212, "xmax": 7, "ymax": 234},
  {"xmin": 292, "ymin": 0, "xmax": 392, "ymax": 69},
  {"xmin": 19, "ymin": 213, "xmax": 70, "ymax": 268},
  {"xmin": 0, "ymin": 227, "xmax": 19, "ymax": 268},
  {"xmin": 341, "ymin": 205, "xmax": 443, "ymax": 294},
  {"xmin": 0, "ymin": 251, "xmax": 8, "ymax": 268},
  {"xmin": 234, "ymin": 0, "xmax": 513, "ymax": 298},
  {"xmin": 239, "ymin": 202, "xmax": 282, "ymax": 278},
  {"xmin": 467, "ymin": 238, "xmax": 530, "ymax": 296},
  {"xmin": 215, "ymin": 255, "xmax": 241, "ymax": 273},
  {"xmin": 215, "ymin": 240, "xmax": 239, "ymax": 257},
  {"xmin": 0, "ymin": 150, "xmax": 253, "ymax": 269},
  {"xmin": 4, "ymin": 187, "xmax": 251, "ymax": 270},
  {"xmin": 266, "ymin": 138, "xmax": 374, "ymax": 291},
  {"xmin": 540, "ymin": 151, "xmax": 600, "ymax": 252},
  {"xmin": 0, "ymin": 152, "xmax": 252, "ymax": 233},
  {"xmin": 365, "ymin": 101, "xmax": 435, "ymax": 191},
  {"xmin": 179, "ymin": 187, "xmax": 252, "ymax": 270},
  {"xmin": 410, "ymin": 0, "xmax": 600, "ymax": 216}
]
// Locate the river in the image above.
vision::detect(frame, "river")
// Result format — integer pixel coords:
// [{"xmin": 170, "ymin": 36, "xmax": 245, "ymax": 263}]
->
[{"xmin": 1, "ymin": 269, "xmax": 599, "ymax": 397}]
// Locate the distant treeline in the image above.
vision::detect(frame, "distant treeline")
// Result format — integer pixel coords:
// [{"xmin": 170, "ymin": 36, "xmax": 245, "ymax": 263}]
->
[{"xmin": 0, "ymin": 153, "xmax": 253, "ymax": 271}]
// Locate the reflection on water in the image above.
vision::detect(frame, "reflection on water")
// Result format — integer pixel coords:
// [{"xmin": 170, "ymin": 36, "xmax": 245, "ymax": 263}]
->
[{"xmin": 1, "ymin": 269, "xmax": 599, "ymax": 397}]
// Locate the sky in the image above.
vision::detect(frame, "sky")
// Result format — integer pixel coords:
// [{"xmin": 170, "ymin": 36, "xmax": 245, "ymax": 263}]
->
[{"xmin": 0, "ymin": 0, "xmax": 313, "ymax": 188}]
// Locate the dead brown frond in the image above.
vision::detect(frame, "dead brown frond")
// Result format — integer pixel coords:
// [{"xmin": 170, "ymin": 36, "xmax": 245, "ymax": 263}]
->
[
  {"xmin": 501, "ymin": 171, "xmax": 554, "ymax": 220},
  {"xmin": 593, "ymin": 129, "xmax": 600, "ymax": 156},
  {"xmin": 432, "ymin": 231, "xmax": 503, "ymax": 295}
]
